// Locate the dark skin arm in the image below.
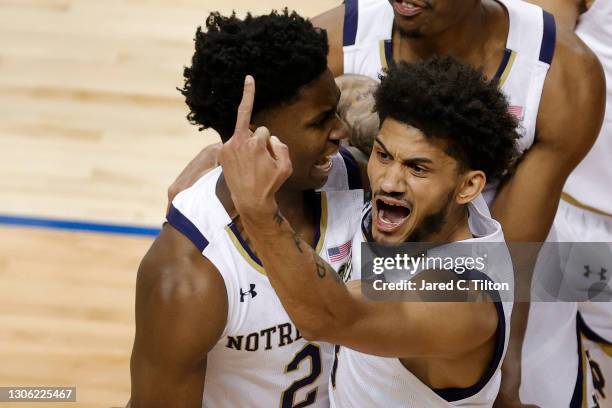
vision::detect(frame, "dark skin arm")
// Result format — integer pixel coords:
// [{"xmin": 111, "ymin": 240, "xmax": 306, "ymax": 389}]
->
[
  {"xmin": 128, "ymin": 224, "xmax": 227, "ymax": 408},
  {"xmin": 491, "ymin": 25, "xmax": 605, "ymax": 408}
]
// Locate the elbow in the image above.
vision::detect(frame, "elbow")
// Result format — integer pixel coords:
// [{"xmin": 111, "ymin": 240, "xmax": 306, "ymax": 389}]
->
[
  {"xmin": 292, "ymin": 306, "xmax": 354, "ymax": 343},
  {"xmin": 293, "ymin": 313, "xmax": 334, "ymax": 342},
  {"xmin": 286, "ymin": 304, "xmax": 342, "ymax": 342}
]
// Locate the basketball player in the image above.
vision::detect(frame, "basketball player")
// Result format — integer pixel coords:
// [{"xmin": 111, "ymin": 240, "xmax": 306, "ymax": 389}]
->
[
  {"xmin": 528, "ymin": 1, "xmax": 612, "ymax": 406},
  {"xmin": 220, "ymin": 58, "xmax": 519, "ymax": 407},
  {"xmin": 128, "ymin": 10, "xmax": 366, "ymax": 407}
]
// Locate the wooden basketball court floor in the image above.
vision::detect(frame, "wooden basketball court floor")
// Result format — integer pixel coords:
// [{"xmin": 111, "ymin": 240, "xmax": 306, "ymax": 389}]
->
[{"xmin": 0, "ymin": 1, "xmax": 337, "ymax": 406}]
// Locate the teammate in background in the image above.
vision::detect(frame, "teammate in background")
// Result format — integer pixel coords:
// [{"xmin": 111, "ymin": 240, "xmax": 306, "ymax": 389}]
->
[
  {"xmin": 335, "ymin": 74, "xmax": 379, "ymax": 156},
  {"xmin": 529, "ymin": 0, "xmax": 612, "ymax": 406},
  {"xmin": 167, "ymin": 1, "xmax": 606, "ymax": 406},
  {"xmin": 220, "ymin": 58, "xmax": 518, "ymax": 407},
  {"xmin": 129, "ymin": 10, "xmax": 365, "ymax": 407}
]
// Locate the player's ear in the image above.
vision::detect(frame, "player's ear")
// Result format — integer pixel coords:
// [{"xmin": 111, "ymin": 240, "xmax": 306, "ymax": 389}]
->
[{"xmin": 455, "ymin": 170, "xmax": 486, "ymax": 205}]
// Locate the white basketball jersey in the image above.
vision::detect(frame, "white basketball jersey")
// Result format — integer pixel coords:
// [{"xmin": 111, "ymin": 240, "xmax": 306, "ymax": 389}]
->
[
  {"xmin": 563, "ymin": 0, "xmax": 612, "ymax": 215},
  {"xmin": 341, "ymin": 0, "xmax": 555, "ymax": 201},
  {"xmin": 168, "ymin": 166, "xmax": 364, "ymax": 408},
  {"xmin": 320, "ymin": 147, "xmax": 363, "ymax": 192},
  {"xmin": 329, "ymin": 195, "xmax": 513, "ymax": 407}
]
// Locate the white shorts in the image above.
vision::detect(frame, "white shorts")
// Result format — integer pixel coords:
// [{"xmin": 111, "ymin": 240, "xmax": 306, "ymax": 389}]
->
[
  {"xmin": 556, "ymin": 198, "xmax": 612, "ymax": 408},
  {"xmin": 555, "ymin": 198, "xmax": 612, "ymax": 338}
]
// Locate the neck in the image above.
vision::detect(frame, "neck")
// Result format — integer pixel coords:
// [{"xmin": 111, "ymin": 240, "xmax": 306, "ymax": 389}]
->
[
  {"xmin": 426, "ymin": 205, "xmax": 472, "ymax": 242},
  {"xmin": 397, "ymin": 1, "xmax": 496, "ymax": 63},
  {"xmin": 216, "ymin": 175, "xmax": 312, "ymax": 226},
  {"xmin": 275, "ymin": 184, "xmax": 312, "ymax": 225}
]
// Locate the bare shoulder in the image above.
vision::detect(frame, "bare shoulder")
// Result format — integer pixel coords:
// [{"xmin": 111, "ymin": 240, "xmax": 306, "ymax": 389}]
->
[
  {"xmin": 528, "ymin": 0, "xmax": 583, "ymax": 29},
  {"xmin": 311, "ymin": 3, "xmax": 345, "ymax": 76},
  {"xmin": 537, "ymin": 27, "xmax": 605, "ymax": 152},
  {"xmin": 130, "ymin": 224, "xmax": 227, "ymax": 406},
  {"xmin": 135, "ymin": 223, "xmax": 228, "ymax": 359}
]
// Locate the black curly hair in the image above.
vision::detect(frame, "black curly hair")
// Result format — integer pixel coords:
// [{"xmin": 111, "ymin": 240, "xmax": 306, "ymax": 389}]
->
[
  {"xmin": 375, "ymin": 57, "xmax": 519, "ymax": 181},
  {"xmin": 179, "ymin": 9, "xmax": 329, "ymax": 141}
]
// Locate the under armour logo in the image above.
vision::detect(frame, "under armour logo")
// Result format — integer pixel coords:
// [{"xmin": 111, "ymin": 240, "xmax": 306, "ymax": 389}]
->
[
  {"xmin": 584, "ymin": 265, "xmax": 608, "ymax": 281},
  {"xmin": 240, "ymin": 284, "xmax": 257, "ymax": 302}
]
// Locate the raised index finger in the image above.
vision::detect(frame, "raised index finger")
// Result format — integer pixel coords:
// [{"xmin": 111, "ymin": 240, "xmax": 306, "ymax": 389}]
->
[{"xmin": 234, "ymin": 75, "xmax": 255, "ymax": 135}]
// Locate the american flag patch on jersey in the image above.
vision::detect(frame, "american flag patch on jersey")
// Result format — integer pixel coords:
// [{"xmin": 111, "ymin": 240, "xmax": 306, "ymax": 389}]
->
[
  {"xmin": 508, "ymin": 105, "xmax": 524, "ymax": 121},
  {"xmin": 328, "ymin": 240, "xmax": 352, "ymax": 263}
]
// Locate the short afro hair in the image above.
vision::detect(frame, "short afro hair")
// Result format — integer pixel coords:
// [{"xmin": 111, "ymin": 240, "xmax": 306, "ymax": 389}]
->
[
  {"xmin": 375, "ymin": 57, "xmax": 519, "ymax": 181},
  {"xmin": 179, "ymin": 9, "xmax": 329, "ymax": 141}
]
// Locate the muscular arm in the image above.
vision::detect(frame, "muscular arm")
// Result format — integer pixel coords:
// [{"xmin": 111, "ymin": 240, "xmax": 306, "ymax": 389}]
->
[
  {"xmin": 129, "ymin": 225, "xmax": 227, "ymax": 408},
  {"xmin": 239, "ymin": 208, "xmax": 497, "ymax": 358},
  {"xmin": 491, "ymin": 30, "xmax": 605, "ymax": 242}
]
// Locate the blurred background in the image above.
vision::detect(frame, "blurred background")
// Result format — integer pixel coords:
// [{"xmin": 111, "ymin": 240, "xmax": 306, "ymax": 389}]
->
[{"xmin": 0, "ymin": 0, "xmax": 337, "ymax": 406}]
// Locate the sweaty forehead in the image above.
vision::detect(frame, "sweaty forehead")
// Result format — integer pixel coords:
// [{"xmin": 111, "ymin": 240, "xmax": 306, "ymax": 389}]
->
[{"xmin": 378, "ymin": 119, "xmax": 455, "ymax": 164}]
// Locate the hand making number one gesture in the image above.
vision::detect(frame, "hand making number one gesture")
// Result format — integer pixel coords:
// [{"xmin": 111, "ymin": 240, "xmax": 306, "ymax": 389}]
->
[{"xmin": 218, "ymin": 75, "xmax": 293, "ymax": 217}]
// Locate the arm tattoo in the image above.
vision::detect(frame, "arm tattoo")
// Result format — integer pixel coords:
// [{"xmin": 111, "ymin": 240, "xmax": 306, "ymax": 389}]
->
[
  {"xmin": 273, "ymin": 210, "xmax": 284, "ymax": 226},
  {"xmin": 313, "ymin": 253, "xmax": 343, "ymax": 283},
  {"xmin": 292, "ymin": 232, "xmax": 303, "ymax": 253},
  {"xmin": 315, "ymin": 255, "xmax": 327, "ymax": 278}
]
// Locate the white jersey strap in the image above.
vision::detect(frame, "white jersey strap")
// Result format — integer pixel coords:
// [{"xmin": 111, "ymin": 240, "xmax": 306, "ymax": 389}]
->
[
  {"xmin": 500, "ymin": 0, "xmax": 556, "ymax": 66},
  {"xmin": 167, "ymin": 167, "xmax": 231, "ymax": 253}
]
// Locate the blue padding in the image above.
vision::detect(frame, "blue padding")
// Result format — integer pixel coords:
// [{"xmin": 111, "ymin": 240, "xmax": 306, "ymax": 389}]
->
[
  {"xmin": 539, "ymin": 11, "xmax": 556, "ymax": 64},
  {"xmin": 166, "ymin": 205, "xmax": 209, "ymax": 251},
  {"xmin": 493, "ymin": 48, "xmax": 512, "ymax": 82},
  {"xmin": 343, "ymin": 0, "xmax": 359, "ymax": 46},
  {"xmin": 339, "ymin": 147, "xmax": 362, "ymax": 190},
  {"xmin": 433, "ymin": 269, "xmax": 506, "ymax": 402},
  {"xmin": 0, "ymin": 214, "xmax": 160, "ymax": 237}
]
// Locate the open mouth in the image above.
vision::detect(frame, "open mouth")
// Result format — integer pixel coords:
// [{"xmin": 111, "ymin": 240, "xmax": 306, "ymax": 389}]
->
[
  {"xmin": 393, "ymin": 0, "xmax": 426, "ymax": 17},
  {"xmin": 313, "ymin": 155, "xmax": 333, "ymax": 173},
  {"xmin": 375, "ymin": 197, "xmax": 412, "ymax": 231}
]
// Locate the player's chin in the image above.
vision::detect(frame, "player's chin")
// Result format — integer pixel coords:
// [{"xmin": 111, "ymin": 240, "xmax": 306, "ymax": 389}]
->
[
  {"xmin": 308, "ymin": 174, "xmax": 329, "ymax": 190},
  {"xmin": 308, "ymin": 164, "xmax": 333, "ymax": 189},
  {"xmin": 372, "ymin": 227, "xmax": 411, "ymax": 244}
]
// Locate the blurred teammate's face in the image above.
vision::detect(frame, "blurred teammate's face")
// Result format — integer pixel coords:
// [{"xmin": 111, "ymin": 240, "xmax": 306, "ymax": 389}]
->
[
  {"xmin": 368, "ymin": 118, "xmax": 474, "ymax": 244},
  {"xmin": 387, "ymin": 0, "xmax": 478, "ymax": 38},
  {"xmin": 254, "ymin": 69, "xmax": 347, "ymax": 191}
]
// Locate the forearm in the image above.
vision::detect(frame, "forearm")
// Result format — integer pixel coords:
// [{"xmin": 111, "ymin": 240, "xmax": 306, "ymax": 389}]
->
[
  {"xmin": 240, "ymin": 209, "xmax": 357, "ymax": 340},
  {"xmin": 240, "ymin": 210, "xmax": 499, "ymax": 357}
]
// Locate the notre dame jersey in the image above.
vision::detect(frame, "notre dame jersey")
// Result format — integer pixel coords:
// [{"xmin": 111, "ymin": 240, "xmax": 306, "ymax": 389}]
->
[
  {"xmin": 330, "ymin": 195, "xmax": 513, "ymax": 407},
  {"xmin": 168, "ymin": 165, "xmax": 363, "ymax": 408}
]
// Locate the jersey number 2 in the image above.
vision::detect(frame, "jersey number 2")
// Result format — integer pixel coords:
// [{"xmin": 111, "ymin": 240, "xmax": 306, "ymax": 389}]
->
[{"xmin": 281, "ymin": 343, "xmax": 322, "ymax": 408}]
